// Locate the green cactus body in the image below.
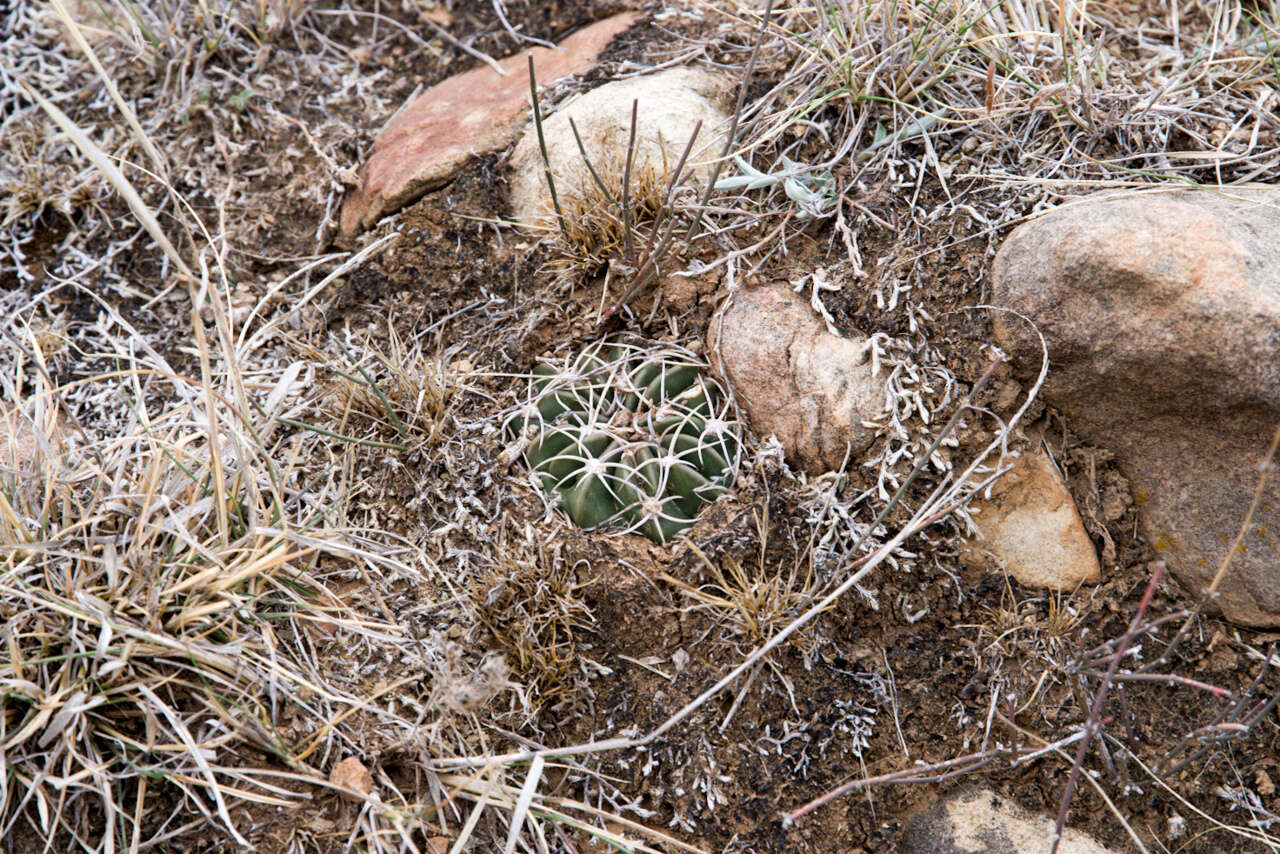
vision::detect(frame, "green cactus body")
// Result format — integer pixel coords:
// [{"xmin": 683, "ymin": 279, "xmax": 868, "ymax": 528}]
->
[{"xmin": 513, "ymin": 339, "xmax": 741, "ymax": 543}]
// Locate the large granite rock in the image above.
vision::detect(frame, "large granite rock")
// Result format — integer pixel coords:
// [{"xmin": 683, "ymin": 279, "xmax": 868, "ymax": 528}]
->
[
  {"xmin": 339, "ymin": 13, "xmax": 639, "ymax": 239},
  {"xmin": 507, "ymin": 67, "xmax": 731, "ymax": 230},
  {"xmin": 992, "ymin": 187, "xmax": 1280, "ymax": 625},
  {"xmin": 707, "ymin": 285, "xmax": 883, "ymax": 475}
]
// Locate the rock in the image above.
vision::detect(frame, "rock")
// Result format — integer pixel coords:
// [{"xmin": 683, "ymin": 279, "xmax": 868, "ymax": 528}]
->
[
  {"xmin": 708, "ymin": 285, "xmax": 883, "ymax": 475},
  {"xmin": 992, "ymin": 187, "xmax": 1280, "ymax": 625},
  {"xmin": 328, "ymin": 757, "xmax": 374, "ymax": 801},
  {"xmin": 47, "ymin": 0, "xmax": 113, "ymax": 45},
  {"xmin": 339, "ymin": 12, "xmax": 639, "ymax": 239},
  {"xmin": 507, "ymin": 67, "xmax": 732, "ymax": 229},
  {"xmin": 2, "ymin": 402, "xmax": 69, "ymax": 474},
  {"xmin": 901, "ymin": 788, "xmax": 1118, "ymax": 854},
  {"xmin": 961, "ymin": 448, "xmax": 1100, "ymax": 590}
]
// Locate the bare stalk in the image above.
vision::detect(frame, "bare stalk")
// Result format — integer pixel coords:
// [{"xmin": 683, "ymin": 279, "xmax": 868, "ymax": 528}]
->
[
  {"xmin": 529, "ymin": 56, "xmax": 568, "ymax": 239},
  {"xmin": 1050, "ymin": 562, "xmax": 1165, "ymax": 854},
  {"xmin": 685, "ymin": 0, "xmax": 777, "ymax": 243}
]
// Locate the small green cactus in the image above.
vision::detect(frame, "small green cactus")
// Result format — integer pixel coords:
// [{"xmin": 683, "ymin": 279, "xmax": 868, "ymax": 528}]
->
[{"xmin": 511, "ymin": 339, "xmax": 741, "ymax": 543}]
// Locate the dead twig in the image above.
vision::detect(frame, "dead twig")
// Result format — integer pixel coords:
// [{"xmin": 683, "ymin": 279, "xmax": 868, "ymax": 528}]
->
[{"xmin": 1050, "ymin": 562, "xmax": 1165, "ymax": 854}]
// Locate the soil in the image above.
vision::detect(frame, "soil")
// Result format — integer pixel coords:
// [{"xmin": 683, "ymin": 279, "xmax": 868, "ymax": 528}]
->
[
  {"xmin": 319, "ymin": 69, "xmax": 1278, "ymax": 854},
  {"xmin": 7, "ymin": 1, "xmax": 1280, "ymax": 852}
]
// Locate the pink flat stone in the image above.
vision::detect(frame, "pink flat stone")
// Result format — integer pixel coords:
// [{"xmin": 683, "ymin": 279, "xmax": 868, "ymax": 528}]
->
[{"xmin": 339, "ymin": 12, "xmax": 640, "ymax": 240}]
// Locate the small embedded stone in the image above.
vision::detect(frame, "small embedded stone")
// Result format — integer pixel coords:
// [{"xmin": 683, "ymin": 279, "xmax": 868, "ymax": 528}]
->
[
  {"xmin": 328, "ymin": 757, "xmax": 374, "ymax": 801},
  {"xmin": 708, "ymin": 285, "xmax": 883, "ymax": 475},
  {"xmin": 901, "ymin": 787, "xmax": 1119, "ymax": 853},
  {"xmin": 960, "ymin": 448, "xmax": 1101, "ymax": 590}
]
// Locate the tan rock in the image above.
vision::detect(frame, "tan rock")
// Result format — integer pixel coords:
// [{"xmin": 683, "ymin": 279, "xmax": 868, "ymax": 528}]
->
[
  {"xmin": 708, "ymin": 285, "xmax": 882, "ymax": 475},
  {"xmin": 901, "ymin": 787, "xmax": 1118, "ymax": 854},
  {"xmin": 961, "ymin": 448, "xmax": 1100, "ymax": 590},
  {"xmin": 1, "ymin": 402, "xmax": 69, "ymax": 474},
  {"xmin": 339, "ymin": 12, "xmax": 640, "ymax": 239},
  {"xmin": 45, "ymin": 0, "xmax": 113, "ymax": 45},
  {"xmin": 992, "ymin": 187, "xmax": 1280, "ymax": 624},
  {"xmin": 507, "ymin": 67, "xmax": 732, "ymax": 229},
  {"xmin": 328, "ymin": 757, "xmax": 374, "ymax": 801}
]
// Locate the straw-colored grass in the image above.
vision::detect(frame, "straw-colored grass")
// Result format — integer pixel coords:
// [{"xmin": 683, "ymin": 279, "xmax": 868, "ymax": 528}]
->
[{"xmin": 3, "ymin": 0, "xmax": 1280, "ymax": 850}]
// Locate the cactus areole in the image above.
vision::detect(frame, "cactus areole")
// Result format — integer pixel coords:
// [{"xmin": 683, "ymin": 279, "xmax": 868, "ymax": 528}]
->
[{"xmin": 513, "ymin": 339, "xmax": 742, "ymax": 543}]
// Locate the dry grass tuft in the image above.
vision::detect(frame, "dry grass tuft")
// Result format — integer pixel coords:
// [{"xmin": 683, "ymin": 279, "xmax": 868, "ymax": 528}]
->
[
  {"xmin": 0, "ymin": 292, "xmax": 432, "ymax": 848},
  {"xmin": 319, "ymin": 321, "xmax": 459, "ymax": 449},
  {"xmin": 664, "ymin": 508, "xmax": 823, "ymax": 655},
  {"xmin": 554, "ymin": 153, "xmax": 670, "ymax": 280},
  {"xmin": 471, "ymin": 535, "xmax": 594, "ymax": 711}
]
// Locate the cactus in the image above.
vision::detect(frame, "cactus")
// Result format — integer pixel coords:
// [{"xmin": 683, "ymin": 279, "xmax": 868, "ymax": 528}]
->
[{"xmin": 512, "ymin": 339, "xmax": 741, "ymax": 543}]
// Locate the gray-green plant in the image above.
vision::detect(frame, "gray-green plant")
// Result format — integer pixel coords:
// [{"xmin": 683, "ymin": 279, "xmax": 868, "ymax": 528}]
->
[
  {"xmin": 511, "ymin": 339, "xmax": 742, "ymax": 543},
  {"xmin": 713, "ymin": 154, "xmax": 837, "ymax": 220}
]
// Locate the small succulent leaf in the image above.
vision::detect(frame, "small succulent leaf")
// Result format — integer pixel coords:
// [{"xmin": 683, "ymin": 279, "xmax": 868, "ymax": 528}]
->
[
  {"xmin": 623, "ymin": 361, "xmax": 662, "ymax": 410},
  {"xmin": 612, "ymin": 467, "xmax": 646, "ymax": 520},
  {"xmin": 713, "ymin": 174, "xmax": 780, "ymax": 191},
  {"xmin": 572, "ymin": 345, "xmax": 612, "ymax": 379},
  {"xmin": 533, "ymin": 363, "xmax": 557, "ymax": 381},
  {"xmin": 664, "ymin": 452, "xmax": 713, "ymax": 501},
  {"xmin": 579, "ymin": 431, "xmax": 617, "ymax": 460},
  {"xmin": 652, "ymin": 411, "xmax": 707, "ymax": 446},
  {"xmin": 536, "ymin": 379, "xmax": 592, "ymax": 422},
  {"xmin": 699, "ymin": 430, "xmax": 738, "ymax": 473},
  {"xmin": 676, "ymin": 382, "xmax": 713, "ymax": 415},
  {"xmin": 666, "ymin": 431, "xmax": 730, "ymax": 481}
]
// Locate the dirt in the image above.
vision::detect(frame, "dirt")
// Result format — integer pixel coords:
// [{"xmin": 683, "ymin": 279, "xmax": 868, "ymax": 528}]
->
[
  {"xmin": 338, "ymin": 140, "xmax": 1278, "ymax": 853},
  {"xmin": 8, "ymin": 1, "xmax": 1280, "ymax": 852}
]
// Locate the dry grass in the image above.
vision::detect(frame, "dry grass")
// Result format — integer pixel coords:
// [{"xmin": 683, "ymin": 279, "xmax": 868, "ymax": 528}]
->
[
  {"xmin": 0, "ymin": 2, "xmax": 644, "ymax": 850},
  {"xmin": 470, "ymin": 534, "xmax": 594, "ymax": 710},
  {"xmin": 317, "ymin": 321, "xmax": 459, "ymax": 450},
  {"xmin": 662, "ymin": 508, "xmax": 823, "ymax": 655},
  {"xmin": 0, "ymin": 242, "xmax": 446, "ymax": 850},
  {"xmin": 554, "ymin": 153, "xmax": 670, "ymax": 281},
  {"xmin": 691, "ymin": 0, "xmax": 1280, "ymax": 273},
  {"xmin": 3, "ymin": 0, "xmax": 1280, "ymax": 850}
]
